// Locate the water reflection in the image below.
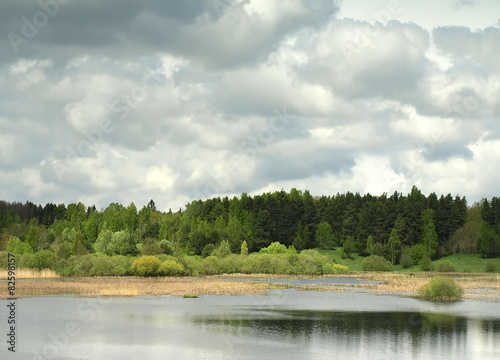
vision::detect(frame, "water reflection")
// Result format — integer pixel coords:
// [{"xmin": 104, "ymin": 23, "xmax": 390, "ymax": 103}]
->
[
  {"xmin": 190, "ymin": 310, "xmax": 500, "ymax": 360},
  {"xmin": 1, "ymin": 292, "xmax": 499, "ymax": 360}
]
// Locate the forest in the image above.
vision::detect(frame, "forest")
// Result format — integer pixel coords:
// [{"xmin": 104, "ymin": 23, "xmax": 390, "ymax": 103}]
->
[{"xmin": 0, "ymin": 186, "xmax": 499, "ymax": 276}]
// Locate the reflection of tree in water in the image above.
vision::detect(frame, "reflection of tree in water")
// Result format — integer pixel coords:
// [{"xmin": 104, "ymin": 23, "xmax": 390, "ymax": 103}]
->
[{"xmin": 191, "ymin": 310, "xmax": 500, "ymax": 353}]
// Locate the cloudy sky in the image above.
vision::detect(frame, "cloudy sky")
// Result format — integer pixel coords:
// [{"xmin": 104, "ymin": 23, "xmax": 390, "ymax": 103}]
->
[{"xmin": 0, "ymin": 0, "xmax": 499, "ymax": 211}]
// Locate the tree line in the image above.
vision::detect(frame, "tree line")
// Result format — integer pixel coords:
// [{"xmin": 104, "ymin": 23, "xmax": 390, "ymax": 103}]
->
[{"xmin": 1, "ymin": 186, "xmax": 499, "ymax": 263}]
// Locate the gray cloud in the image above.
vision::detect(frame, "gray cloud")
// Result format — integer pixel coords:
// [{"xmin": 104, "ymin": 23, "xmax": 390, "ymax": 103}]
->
[{"xmin": 0, "ymin": 0, "xmax": 499, "ymax": 210}]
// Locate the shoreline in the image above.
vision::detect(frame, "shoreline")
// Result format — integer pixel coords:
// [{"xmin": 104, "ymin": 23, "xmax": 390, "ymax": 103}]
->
[{"xmin": 1, "ymin": 273, "xmax": 499, "ymax": 301}]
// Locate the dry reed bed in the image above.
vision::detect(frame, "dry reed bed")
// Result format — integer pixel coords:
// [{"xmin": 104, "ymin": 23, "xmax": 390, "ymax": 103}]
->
[
  {"xmin": 1, "ymin": 273, "xmax": 499, "ymax": 301},
  {"xmin": 0, "ymin": 268, "xmax": 59, "ymax": 279},
  {"xmin": 0, "ymin": 277, "xmax": 272, "ymax": 298}
]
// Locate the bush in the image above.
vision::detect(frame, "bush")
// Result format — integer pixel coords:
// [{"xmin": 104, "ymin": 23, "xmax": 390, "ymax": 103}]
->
[
  {"xmin": 333, "ymin": 264, "xmax": 349, "ymax": 274},
  {"xmin": 436, "ymin": 260, "xmax": 455, "ymax": 272},
  {"xmin": 417, "ymin": 276, "xmax": 464, "ymax": 301},
  {"xmin": 462, "ymin": 266, "xmax": 472, "ymax": 273},
  {"xmin": 362, "ymin": 255, "xmax": 392, "ymax": 271},
  {"xmin": 322, "ymin": 263, "xmax": 338, "ymax": 275},
  {"xmin": 179, "ymin": 256, "xmax": 202, "ymax": 276},
  {"xmin": 409, "ymin": 244, "xmax": 427, "ymax": 263},
  {"xmin": 131, "ymin": 256, "xmax": 161, "ymax": 276},
  {"xmin": 267, "ymin": 242, "xmax": 287, "ymax": 254},
  {"xmin": 201, "ymin": 256, "xmax": 222, "ymax": 275},
  {"xmin": 142, "ymin": 238, "xmax": 162, "ymax": 255},
  {"xmin": 400, "ymin": 251, "xmax": 413, "ymax": 269},
  {"xmin": 201, "ymin": 243, "xmax": 216, "ymax": 258},
  {"xmin": 31, "ymin": 250, "xmax": 56, "ymax": 270},
  {"xmin": 485, "ymin": 262, "xmax": 496, "ymax": 273},
  {"xmin": 419, "ymin": 256, "xmax": 433, "ymax": 271},
  {"xmin": 158, "ymin": 260, "xmax": 185, "ymax": 276}
]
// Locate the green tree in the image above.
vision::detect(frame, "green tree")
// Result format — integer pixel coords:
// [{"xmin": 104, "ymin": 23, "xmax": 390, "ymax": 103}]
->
[
  {"xmin": 342, "ymin": 236, "xmax": 356, "ymax": 259},
  {"xmin": 366, "ymin": 235, "xmax": 374, "ymax": 255},
  {"xmin": 125, "ymin": 202, "xmax": 139, "ymax": 232},
  {"xmin": 25, "ymin": 226, "xmax": 40, "ymax": 252},
  {"xmin": 316, "ymin": 221, "xmax": 335, "ymax": 249},
  {"xmin": 479, "ymin": 221, "xmax": 499, "ymax": 258},
  {"xmin": 108, "ymin": 231, "xmax": 137, "ymax": 256},
  {"xmin": 421, "ymin": 209, "xmax": 439, "ymax": 258},
  {"xmin": 241, "ymin": 240, "xmax": 249, "ymax": 255},
  {"xmin": 387, "ymin": 228, "xmax": 401, "ymax": 265},
  {"xmin": 71, "ymin": 231, "xmax": 88, "ymax": 255},
  {"xmin": 94, "ymin": 230, "xmax": 113, "ymax": 255}
]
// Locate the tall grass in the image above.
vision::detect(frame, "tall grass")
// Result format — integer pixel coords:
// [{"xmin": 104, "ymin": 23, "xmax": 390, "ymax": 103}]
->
[{"xmin": 0, "ymin": 268, "xmax": 59, "ymax": 279}]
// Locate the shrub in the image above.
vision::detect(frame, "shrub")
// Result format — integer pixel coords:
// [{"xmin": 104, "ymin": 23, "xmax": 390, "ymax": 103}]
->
[
  {"xmin": 240, "ymin": 240, "xmax": 249, "ymax": 255},
  {"xmin": 158, "ymin": 260, "xmax": 185, "ymax": 276},
  {"xmin": 322, "ymin": 263, "xmax": 338, "ymax": 275},
  {"xmin": 179, "ymin": 256, "xmax": 202, "ymax": 276},
  {"xmin": 419, "ymin": 256, "xmax": 433, "ymax": 271},
  {"xmin": 462, "ymin": 266, "xmax": 472, "ymax": 273},
  {"xmin": 436, "ymin": 260, "xmax": 455, "ymax": 272},
  {"xmin": 362, "ymin": 255, "xmax": 392, "ymax": 271},
  {"xmin": 400, "ymin": 251, "xmax": 413, "ymax": 269},
  {"xmin": 142, "ymin": 238, "xmax": 162, "ymax": 255},
  {"xmin": 485, "ymin": 262, "xmax": 496, "ymax": 273},
  {"xmin": 201, "ymin": 256, "xmax": 222, "ymax": 275},
  {"xmin": 159, "ymin": 239, "xmax": 174, "ymax": 255},
  {"xmin": 333, "ymin": 264, "xmax": 349, "ymax": 274},
  {"xmin": 131, "ymin": 256, "xmax": 161, "ymax": 276},
  {"xmin": 409, "ymin": 244, "xmax": 427, "ymax": 263},
  {"xmin": 91, "ymin": 256, "xmax": 115, "ymax": 276},
  {"xmin": 417, "ymin": 276, "xmax": 464, "ymax": 301},
  {"xmin": 211, "ymin": 240, "xmax": 232, "ymax": 258},
  {"xmin": 267, "ymin": 242, "xmax": 287, "ymax": 254},
  {"xmin": 31, "ymin": 250, "xmax": 56, "ymax": 270},
  {"xmin": 201, "ymin": 243, "xmax": 216, "ymax": 258}
]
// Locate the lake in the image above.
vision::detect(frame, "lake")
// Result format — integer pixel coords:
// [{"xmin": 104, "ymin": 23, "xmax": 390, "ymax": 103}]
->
[{"xmin": 1, "ymin": 286, "xmax": 499, "ymax": 359}]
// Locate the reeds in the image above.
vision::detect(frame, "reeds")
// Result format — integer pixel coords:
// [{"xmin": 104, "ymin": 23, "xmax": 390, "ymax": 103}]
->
[{"xmin": 0, "ymin": 268, "xmax": 59, "ymax": 279}]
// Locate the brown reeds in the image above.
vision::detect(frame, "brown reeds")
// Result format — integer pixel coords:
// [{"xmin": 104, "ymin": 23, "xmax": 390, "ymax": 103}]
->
[
  {"xmin": 0, "ymin": 273, "xmax": 498, "ymax": 301},
  {"xmin": 0, "ymin": 268, "xmax": 59, "ymax": 279}
]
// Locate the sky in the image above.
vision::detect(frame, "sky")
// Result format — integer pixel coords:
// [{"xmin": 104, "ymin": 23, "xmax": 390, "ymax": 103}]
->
[{"xmin": 0, "ymin": 0, "xmax": 499, "ymax": 212}]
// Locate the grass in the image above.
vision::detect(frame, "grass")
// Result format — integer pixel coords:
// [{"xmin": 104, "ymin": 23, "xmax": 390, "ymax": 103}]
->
[
  {"xmin": 183, "ymin": 294, "xmax": 199, "ymax": 298},
  {"xmin": 0, "ymin": 268, "xmax": 59, "ymax": 279}
]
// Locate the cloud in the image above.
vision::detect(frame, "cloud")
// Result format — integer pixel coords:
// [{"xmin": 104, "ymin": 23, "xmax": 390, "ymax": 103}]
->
[{"xmin": 0, "ymin": 0, "xmax": 499, "ymax": 211}]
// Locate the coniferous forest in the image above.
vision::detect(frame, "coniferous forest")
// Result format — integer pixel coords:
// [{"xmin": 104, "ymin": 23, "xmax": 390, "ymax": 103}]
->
[{"xmin": 0, "ymin": 186, "xmax": 499, "ymax": 276}]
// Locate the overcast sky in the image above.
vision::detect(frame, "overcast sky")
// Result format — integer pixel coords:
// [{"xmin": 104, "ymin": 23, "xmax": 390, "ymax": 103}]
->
[{"xmin": 0, "ymin": 0, "xmax": 499, "ymax": 211}]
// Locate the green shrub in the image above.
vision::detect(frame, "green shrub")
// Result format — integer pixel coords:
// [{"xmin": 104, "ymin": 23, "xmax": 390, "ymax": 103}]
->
[
  {"xmin": 409, "ymin": 244, "xmax": 427, "ymax": 263},
  {"xmin": 436, "ymin": 260, "xmax": 455, "ymax": 272},
  {"xmin": 419, "ymin": 256, "xmax": 433, "ymax": 271},
  {"xmin": 267, "ymin": 242, "xmax": 287, "ymax": 254},
  {"xmin": 485, "ymin": 262, "xmax": 496, "ymax": 273},
  {"xmin": 362, "ymin": 255, "xmax": 392, "ymax": 271},
  {"xmin": 90, "ymin": 256, "xmax": 115, "ymax": 276},
  {"xmin": 201, "ymin": 256, "xmax": 222, "ymax": 275},
  {"xmin": 179, "ymin": 256, "xmax": 202, "ymax": 276},
  {"xmin": 462, "ymin": 266, "xmax": 472, "ymax": 273},
  {"xmin": 158, "ymin": 260, "xmax": 185, "ymax": 276},
  {"xmin": 141, "ymin": 238, "xmax": 162, "ymax": 255},
  {"xmin": 400, "ymin": 249, "xmax": 413, "ymax": 268},
  {"xmin": 333, "ymin": 264, "xmax": 349, "ymax": 274},
  {"xmin": 18, "ymin": 253, "xmax": 34, "ymax": 269},
  {"xmin": 322, "ymin": 263, "xmax": 338, "ymax": 275},
  {"xmin": 417, "ymin": 276, "xmax": 464, "ymax": 301},
  {"xmin": 201, "ymin": 243, "xmax": 216, "ymax": 258},
  {"xmin": 31, "ymin": 250, "xmax": 56, "ymax": 270},
  {"xmin": 211, "ymin": 240, "xmax": 232, "ymax": 258},
  {"xmin": 72, "ymin": 255, "xmax": 94, "ymax": 276},
  {"xmin": 131, "ymin": 256, "xmax": 161, "ymax": 276}
]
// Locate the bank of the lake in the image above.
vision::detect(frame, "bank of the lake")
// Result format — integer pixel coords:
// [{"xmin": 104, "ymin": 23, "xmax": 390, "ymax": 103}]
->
[{"xmin": 1, "ymin": 273, "xmax": 499, "ymax": 301}]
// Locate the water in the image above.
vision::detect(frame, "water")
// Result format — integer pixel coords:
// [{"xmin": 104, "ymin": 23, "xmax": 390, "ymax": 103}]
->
[{"xmin": 1, "ymin": 289, "xmax": 499, "ymax": 359}]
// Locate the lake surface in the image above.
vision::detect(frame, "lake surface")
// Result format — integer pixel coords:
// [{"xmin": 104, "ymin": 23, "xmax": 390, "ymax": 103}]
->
[{"xmin": 1, "ymin": 288, "xmax": 499, "ymax": 360}]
